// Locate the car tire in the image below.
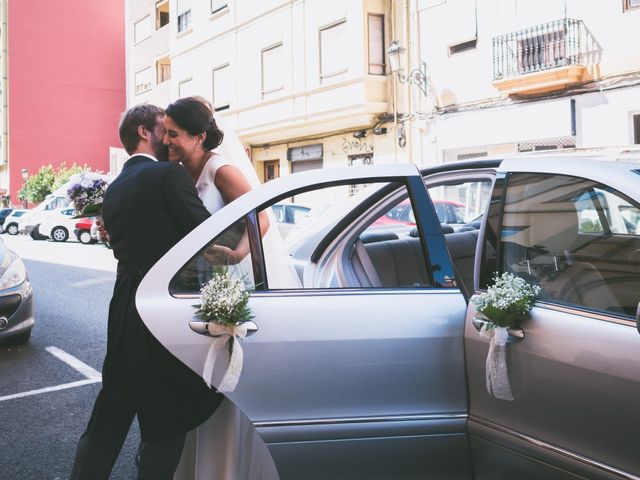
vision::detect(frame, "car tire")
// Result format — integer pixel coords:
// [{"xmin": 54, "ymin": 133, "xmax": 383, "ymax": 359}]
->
[
  {"xmin": 6, "ymin": 223, "xmax": 18, "ymax": 235},
  {"xmin": 30, "ymin": 225, "xmax": 47, "ymax": 241},
  {"xmin": 78, "ymin": 230, "xmax": 95, "ymax": 245},
  {"xmin": 51, "ymin": 226, "xmax": 69, "ymax": 242},
  {"xmin": 6, "ymin": 328, "xmax": 31, "ymax": 345}
]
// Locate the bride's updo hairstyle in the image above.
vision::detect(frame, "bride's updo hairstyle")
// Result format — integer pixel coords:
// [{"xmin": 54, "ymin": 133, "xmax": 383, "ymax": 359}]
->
[{"xmin": 165, "ymin": 97, "xmax": 224, "ymax": 151}]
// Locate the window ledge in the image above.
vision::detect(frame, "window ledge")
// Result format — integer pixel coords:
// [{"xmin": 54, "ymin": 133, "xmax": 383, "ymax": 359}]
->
[
  {"xmin": 209, "ymin": 6, "xmax": 230, "ymax": 22},
  {"xmin": 177, "ymin": 27, "xmax": 193, "ymax": 39}
]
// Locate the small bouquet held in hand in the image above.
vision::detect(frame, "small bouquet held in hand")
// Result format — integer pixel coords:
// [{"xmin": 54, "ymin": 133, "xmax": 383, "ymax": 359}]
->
[
  {"xmin": 66, "ymin": 172, "xmax": 110, "ymax": 218},
  {"xmin": 194, "ymin": 268, "xmax": 253, "ymax": 393},
  {"xmin": 470, "ymin": 272, "xmax": 541, "ymax": 401}
]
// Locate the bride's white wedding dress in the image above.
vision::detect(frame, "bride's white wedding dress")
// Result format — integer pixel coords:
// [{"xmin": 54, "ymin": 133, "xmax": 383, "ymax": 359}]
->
[{"xmin": 173, "ymin": 153, "xmax": 280, "ymax": 480}]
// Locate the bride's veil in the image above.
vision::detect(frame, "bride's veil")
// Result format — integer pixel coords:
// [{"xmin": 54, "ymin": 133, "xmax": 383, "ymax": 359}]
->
[{"xmin": 212, "ymin": 114, "xmax": 302, "ymax": 289}]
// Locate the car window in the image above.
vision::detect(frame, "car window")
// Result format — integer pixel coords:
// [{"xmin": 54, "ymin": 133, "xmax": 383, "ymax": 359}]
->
[
  {"xmin": 497, "ymin": 172, "xmax": 640, "ymax": 317},
  {"xmin": 290, "ymin": 206, "xmax": 310, "ymax": 224},
  {"xmin": 271, "ymin": 204, "xmax": 285, "ymax": 223},
  {"xmin": 170, "ymin": 217, "xmax": 255, "ymax": 295},
  {"xmin": 427, "ymin": 180, "xmax": 492, "ymax": 226},
  {"xmin": 260, "ymin": 180, "xmax": 436, "ymax": 289}
]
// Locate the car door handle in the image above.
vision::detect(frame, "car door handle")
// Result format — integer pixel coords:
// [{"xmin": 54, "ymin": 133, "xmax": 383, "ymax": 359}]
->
[
  {"xmin": 189, "ymin": 320, "xmax": 259, "ymax": 337},
  {"xmin": 472, "ymin": 316, "xmax": 525, "ymax": 341}
]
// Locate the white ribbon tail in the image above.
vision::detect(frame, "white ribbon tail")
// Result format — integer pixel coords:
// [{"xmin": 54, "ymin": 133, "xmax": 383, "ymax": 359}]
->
[
  {"xmin": 202, "ymin": 322, "xmax": 248, "ymax": 393},
  {"xmin": 481, "ymin": 325, "xmax": 514, "ymax": 401}
]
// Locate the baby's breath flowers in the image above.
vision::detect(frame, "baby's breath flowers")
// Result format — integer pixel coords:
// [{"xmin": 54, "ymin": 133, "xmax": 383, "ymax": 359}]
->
[
  {"xmin": 471, "ymin": 272, "xmax": 541, "ymax": 328},
  {"xmin": 194, "ymin": 269, "xmax": 253, "ymax": 326}
]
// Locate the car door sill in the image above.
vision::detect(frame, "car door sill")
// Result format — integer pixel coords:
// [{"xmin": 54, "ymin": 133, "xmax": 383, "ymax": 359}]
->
[{"xmin": 469, "ymin": 417, "xmax": 638, "ymax": 480}]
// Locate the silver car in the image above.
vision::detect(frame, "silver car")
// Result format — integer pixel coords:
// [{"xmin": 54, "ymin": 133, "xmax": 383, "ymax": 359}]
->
[
  {"xmin": 137, "ymin": 152, "xmax": 640, "ymax": 479},
  {"xmin": 0, "ymin": 237, "xmax": 34, "ymax": 344}
]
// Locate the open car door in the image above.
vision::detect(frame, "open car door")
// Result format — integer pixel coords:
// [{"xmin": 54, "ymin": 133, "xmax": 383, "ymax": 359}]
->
[{"xmin": 137, "ymin": 164, "xmax": 472, "ymax": 479}]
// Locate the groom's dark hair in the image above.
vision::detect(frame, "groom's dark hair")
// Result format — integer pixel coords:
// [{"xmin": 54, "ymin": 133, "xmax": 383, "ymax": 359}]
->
[{"xmin": 119, "ymin": 104, "xmax": 165, "ymax": 154}]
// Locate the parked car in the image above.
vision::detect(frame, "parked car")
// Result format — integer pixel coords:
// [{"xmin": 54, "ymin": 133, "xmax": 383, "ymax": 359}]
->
[
  {"xmin": 2, "ymin": 209, "xmax": 26, "ymax": 235},
  {"xmin": 271, "ymin": 202, "xmax": 310, "ymax": 238},
  {"xmin": 38, "ymin": 207, "xmax": 76, "ymax": 242},
  {"xmin": 0, "ymin": 208, "xmax": 13, "ymax": 229},
  {"xmin": 0, "ymin": 237, "xmax": 34, "ymax": 344},
  {"xmin": 74, "ymin": 217, "xmax": 96, "ymax": 244},
  {"xmin": 136, "ymin": 152, "xmax": 640, "ymax": 479},
  {"xmin": 18, "ymin": 189, "xmax": 70, "ymax": 240}
]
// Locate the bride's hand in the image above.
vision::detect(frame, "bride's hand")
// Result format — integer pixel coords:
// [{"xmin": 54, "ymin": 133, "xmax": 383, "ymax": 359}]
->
[{"xmin": 203, "ymin": 244, "xmax": 241, "ymax": 265}]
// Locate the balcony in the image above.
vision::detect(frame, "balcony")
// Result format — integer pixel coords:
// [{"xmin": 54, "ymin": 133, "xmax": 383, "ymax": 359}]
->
[{"xmin": 492, "ymin": 18, "xmax": 588, "ymax": 95}]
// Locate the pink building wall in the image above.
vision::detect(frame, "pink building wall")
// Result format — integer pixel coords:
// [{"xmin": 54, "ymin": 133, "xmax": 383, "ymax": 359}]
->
[{"xmin": 8, "ymin": 0, "xmax": 125, "ymax": 205}]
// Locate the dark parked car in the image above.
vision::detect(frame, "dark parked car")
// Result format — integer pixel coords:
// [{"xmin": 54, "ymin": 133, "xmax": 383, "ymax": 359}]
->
[{"xmin": 0, "ymin": 237, "xmax": 34, "ymax": 344}]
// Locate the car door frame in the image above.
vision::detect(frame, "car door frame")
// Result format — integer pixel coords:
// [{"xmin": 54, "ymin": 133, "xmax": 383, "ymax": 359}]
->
[
  {"xmin": 137, "ymin": 164, "xmax": 475, "ymax": 479},
  {"xmin": 465, "ymin": 157, "xmax": 640, "ymax": 480}
]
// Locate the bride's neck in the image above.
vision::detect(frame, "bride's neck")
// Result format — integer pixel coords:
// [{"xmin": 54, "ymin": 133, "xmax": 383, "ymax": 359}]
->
[{"xmin": 185, "ymin": 150, "xmax": 213, "ymax": 183}]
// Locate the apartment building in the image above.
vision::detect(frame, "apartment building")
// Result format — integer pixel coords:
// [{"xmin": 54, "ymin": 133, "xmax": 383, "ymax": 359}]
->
[
  {"xmin": 410, "ymin": 0, "xmax": 640, "ymax": 163},
  {"xmin": 126, "ymin": 0, "xmax": 422, "ymax": 183},
  {"xmin": 2, "ymin": 0, "xmax": 125, "ymax": 206}
]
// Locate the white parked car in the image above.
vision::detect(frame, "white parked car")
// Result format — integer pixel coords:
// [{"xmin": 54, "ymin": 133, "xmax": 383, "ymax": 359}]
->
[
  {"xmin": 38, "ymin": 207, "xmax": 76, "ymax": 242},
  {"xmin": 136, "ymin": 152, "xmax": 640, "ymax": 479}
]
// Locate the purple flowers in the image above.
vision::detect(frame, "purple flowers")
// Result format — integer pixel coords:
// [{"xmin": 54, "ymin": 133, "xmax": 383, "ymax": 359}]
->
[{"xmin": 66, "ymin": 173, "xmax": 110, "ymax": 218}]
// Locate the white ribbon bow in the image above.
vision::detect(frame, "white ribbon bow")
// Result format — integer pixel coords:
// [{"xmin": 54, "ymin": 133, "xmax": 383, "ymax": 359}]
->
[
  {"xmin": 479, "ymin": 324, "xmax": 514, "ymax": 401},
  {"xmin": 202, "ymin": 322, "xmax": 249, "ymax": 393}
]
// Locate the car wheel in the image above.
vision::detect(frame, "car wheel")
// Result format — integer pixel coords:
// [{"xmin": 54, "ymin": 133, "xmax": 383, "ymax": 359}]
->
[
  {"xmin": 6, "ymin": 328, "xmax": 31, "ymax": 345},
  {"xmin": 51, "ymin": 226, "xmax": 69, "ymax": 242},
  {"xmin": 78, "ymin": 230, "xmax": 95, "ymax": 244},
  {"xmin": 6, "ymin": 223, "xmax": 18, "ymax": 235}
]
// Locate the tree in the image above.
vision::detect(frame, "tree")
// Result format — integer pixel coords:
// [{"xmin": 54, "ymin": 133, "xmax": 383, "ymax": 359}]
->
[{"xmin": 18, "ymin": 163, "xmax": 90, "ymax": 204}]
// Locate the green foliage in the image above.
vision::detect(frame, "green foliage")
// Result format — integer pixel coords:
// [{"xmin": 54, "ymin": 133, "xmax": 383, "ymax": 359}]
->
[
  {"xmin": 579, "ymin": 218, "xmax": 603, "ymax": 233},
  {"xmin": 18, "ymin": 163, "xmax": 90, "ymax": 204}
]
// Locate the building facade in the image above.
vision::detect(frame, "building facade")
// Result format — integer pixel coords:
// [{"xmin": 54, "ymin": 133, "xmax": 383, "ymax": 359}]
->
[
  {"xmin": 3, "ymin": 0, "xmax": 125, "ymax": 206},
  {"xmin": 127, "ymin": 0, "xmax": 420, "ymax": 185},
  {"xmin": 410, "ymin": 0, "xmax": 640, "ymax": 164}
]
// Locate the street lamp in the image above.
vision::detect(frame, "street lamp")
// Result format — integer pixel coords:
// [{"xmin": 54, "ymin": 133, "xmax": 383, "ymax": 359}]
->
[
  {"xmin": 21, "ymin": 168, "xmax": 28, "ymax": 208},
  {"xmin": 386, "ymin": 41, "xmax": 428, "ymax": 98}
]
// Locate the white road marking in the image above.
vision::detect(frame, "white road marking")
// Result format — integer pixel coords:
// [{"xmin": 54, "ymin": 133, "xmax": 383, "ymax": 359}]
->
[
  {"xmin": 0, "ymin": 378, "xmax": 100, "ymax": 402},
  {"xmin": 45, "ymin": 346, "xmax": 102, "ymax": 380},
  {"xmin": 69, "ymin": 277, "xmax": 114, "ymax": 288},
  {"xmin": 0, "ymin": 347, "xmax": 103, "ymax": 402}
]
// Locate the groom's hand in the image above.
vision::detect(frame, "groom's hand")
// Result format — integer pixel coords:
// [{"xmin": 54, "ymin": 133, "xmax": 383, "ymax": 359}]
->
[{"xmin": 202, "ymin": 244, "xmax": 240, "ymax": 265}]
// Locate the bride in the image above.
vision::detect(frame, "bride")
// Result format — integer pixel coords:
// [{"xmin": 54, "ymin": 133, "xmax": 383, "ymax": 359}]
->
[{"xmin": 163, "ymin": 96, "xmax": 286, "ymax": 480}]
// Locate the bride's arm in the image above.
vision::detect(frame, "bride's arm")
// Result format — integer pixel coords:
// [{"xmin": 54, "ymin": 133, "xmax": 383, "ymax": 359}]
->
[{"xmin": 214, "ymin": 164, "xmax": 270, "ymax": 263}]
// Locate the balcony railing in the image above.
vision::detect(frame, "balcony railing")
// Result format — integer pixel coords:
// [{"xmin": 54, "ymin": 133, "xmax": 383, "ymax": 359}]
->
[{"xmin": 493, "ymin": 18, "xmax": 584, "ymax": 81}]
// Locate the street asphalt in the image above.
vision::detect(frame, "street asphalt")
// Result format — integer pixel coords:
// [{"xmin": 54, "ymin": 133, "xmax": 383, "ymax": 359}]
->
[{"xmin": 0, "ymin": 234, "xmax": 139, "ymax": 479}]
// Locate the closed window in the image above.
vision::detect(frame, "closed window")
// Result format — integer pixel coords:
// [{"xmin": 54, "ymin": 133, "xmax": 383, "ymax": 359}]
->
[
  {"xmin": 212, "ymin": 64, "xmax": 231, "ymax": 111},
  {"xmin": 134, "ymin": 67, "xmax": 152, "ymax": 94},
  {"xmin": 496, "ymin": 173, "xmax": 640, "ymax": 317},
  {"xmin": 134, "ymin": 15, "xmax": 151, "ymax": 44},
  {"xmin": 320, "ymin": 20, "xmax": 347, "ymax": 80},
  {"xmin": 156, "ymin": 57, "xmax": 171, "ymax": 84},
  {"xmin": 261, "ymin": 43, "xmax": 284, "ymax": 98},
  {"xmin": 211, "ymin": 0, "xmax": 228, "ymax": 14},
  {"xmin": 178, "ymin": 78, "xmax": 194, "ymax": 98},
  {"xmin": 368, "ymin": 14, "xmax": 385, "ymax": 75},
  {"xmin": 177, "ymin": 0, "xmax": 192, "ymax": 33}
]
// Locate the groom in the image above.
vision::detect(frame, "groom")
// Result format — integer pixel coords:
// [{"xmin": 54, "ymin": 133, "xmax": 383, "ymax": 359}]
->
[{"xmin": 70, "ymin": 104, "xmax": 223, "ymax": 479}]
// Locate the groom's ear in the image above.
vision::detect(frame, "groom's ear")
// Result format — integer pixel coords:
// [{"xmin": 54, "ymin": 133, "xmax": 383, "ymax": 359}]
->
[{"xmin": 137, "ymin": 125, "xmax": 149, "ymax": 141}]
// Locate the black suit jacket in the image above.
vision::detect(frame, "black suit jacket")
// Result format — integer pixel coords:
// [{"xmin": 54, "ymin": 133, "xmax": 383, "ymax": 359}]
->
[{"xmin": 101, "ymin": 155, "xmax": 222, "ymax": 441}]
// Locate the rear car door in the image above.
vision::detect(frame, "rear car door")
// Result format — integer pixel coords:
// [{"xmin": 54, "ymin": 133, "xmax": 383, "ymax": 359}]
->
[
  {"xmin": 137, "ymin": 164, "xmax": 472, "ymax": 479},
  {"xmin": 465, "ymin": 157, "xmax": 640, "ymax": 480}
]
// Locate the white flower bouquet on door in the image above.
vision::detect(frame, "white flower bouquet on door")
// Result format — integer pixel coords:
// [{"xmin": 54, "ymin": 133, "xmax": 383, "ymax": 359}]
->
[
  {"xmin": 194, "ymin": 268, "xmax": 254, "ymax": 393},
  {"xmin": 471, "ymin": 272, "xmax": 541, "ymax": 401}
]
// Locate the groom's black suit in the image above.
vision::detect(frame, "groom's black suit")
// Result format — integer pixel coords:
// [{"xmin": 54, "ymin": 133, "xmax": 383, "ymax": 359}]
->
[{"xmin": 71, "ymin": 155, "xmax": 223, "ymax": 479}]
